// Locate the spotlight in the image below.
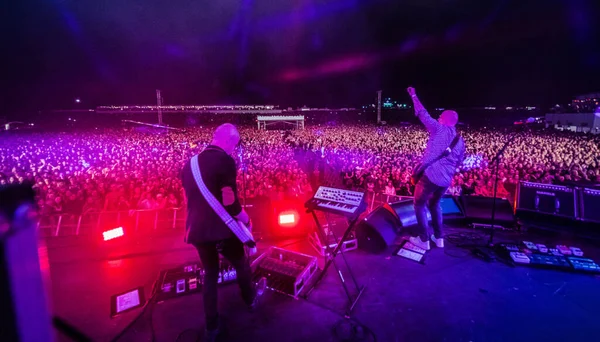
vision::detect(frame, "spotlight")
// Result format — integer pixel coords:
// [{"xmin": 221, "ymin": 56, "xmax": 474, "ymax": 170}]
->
[
  {"xmin": 103, "ymin": 227, "xmax": 124, "ymax": 241},
  {"xmin": 278, "ymin": 212, "xmax": 298, "ymax": 227}
]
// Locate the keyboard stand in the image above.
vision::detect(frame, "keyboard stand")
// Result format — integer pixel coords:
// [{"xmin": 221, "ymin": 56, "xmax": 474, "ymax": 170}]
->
[{"xmin": 304, "ymin": 210, "xmax": 366, "ymax": 317}]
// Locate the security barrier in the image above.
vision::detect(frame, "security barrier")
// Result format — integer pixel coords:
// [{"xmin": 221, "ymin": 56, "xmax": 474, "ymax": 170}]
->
[
  {"xmin": 38, "ymin": 191, "xmax": 413, "ymax": 238},
  {"xmin": 37, "ymin": 208, "xmax": 186, "ymax": 237}
]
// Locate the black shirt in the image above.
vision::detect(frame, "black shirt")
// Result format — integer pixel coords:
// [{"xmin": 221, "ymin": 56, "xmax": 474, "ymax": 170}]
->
[{"xmin": 181, "ymin": 145, "xmax": 242, "ymax": 244}]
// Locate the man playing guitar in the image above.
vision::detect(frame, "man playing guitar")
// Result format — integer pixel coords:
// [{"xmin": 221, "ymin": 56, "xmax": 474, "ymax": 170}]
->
[{"xmin": 181, "ymin": 123, "xmax": 264, "ymax": 342}]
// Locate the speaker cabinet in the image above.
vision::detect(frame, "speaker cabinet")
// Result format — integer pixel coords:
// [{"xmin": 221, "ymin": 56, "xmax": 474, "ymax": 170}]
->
[
  {"xmin": 355, "ymin": 204, "xmax": 399, "ymax": 254},
  {"xmin": 581, "ymin": 187, "xmax": 600, "ymax": 224},
  {"xmin": 461, "ymin": 195, "xmax": 515, "ymax": 226},
  {"xmin": 388, "ymin": 196, "xmax": 463, "ymax": 228},
  {"xmin": 517, "ymin": 182, "xmax": 577, "ymax": 219}
]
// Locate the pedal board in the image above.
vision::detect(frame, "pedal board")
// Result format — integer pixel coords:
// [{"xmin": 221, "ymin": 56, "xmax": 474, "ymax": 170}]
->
[
  {"xmin": 395, "ymin": 239, "xmax": 427, "ymax": 263},
  {"xmin": 527, "ymin": 254, "xmax": 570, "ymax": 269},
  {"xmin": 157, "ymin": 259, "xmax": 237, "ymax": 302},
  {"xmin": 510, "ymin": 252, "xmax": 530, "ymax": 264},
  {"xmin": 568, "ymin": 257, "xmax": 600, "ymax": 273}
]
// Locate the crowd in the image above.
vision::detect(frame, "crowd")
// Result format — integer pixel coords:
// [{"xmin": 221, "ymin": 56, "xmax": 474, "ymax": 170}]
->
[
  {"xmin": 298, "ymin": 125, "xmax": 600, "ymax": 200},
  {"xmin": 1, "ymin": 122, "xmax": 599, "ymax": 217}
]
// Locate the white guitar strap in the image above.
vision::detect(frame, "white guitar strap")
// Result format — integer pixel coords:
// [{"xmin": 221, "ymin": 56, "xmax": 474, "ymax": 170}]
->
[{"xmin": 189, "ymin": 154, "xmax": 255, "ymax": 246}]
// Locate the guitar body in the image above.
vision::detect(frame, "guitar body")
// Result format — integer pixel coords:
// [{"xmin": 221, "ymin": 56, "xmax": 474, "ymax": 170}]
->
[
  {"xmin": 189, "ymin": 154, "xmax": 258, "ymax": 256},
  {"xmin": 410, "ymin": 163, "xmax": 424, "ymax": 186}
]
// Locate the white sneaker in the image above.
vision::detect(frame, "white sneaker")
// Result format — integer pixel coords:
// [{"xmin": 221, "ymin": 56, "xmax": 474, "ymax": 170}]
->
[
  {"xmin": 409, "ymin": 236, "xmax": 430, "ymax": 251},
  {"xmin": 431, "ymin": 235, "xmax": 444, "ymax": 248}
]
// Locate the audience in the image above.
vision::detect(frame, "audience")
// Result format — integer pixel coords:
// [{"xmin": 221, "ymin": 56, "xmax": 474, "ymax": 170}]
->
[{"xmin": 1, "ymin": 123, "xmax": 599, "ymax": 217}]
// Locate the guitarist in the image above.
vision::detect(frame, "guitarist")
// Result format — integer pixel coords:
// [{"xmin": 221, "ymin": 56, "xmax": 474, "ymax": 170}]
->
[
  {"xmin": 181, "ymin": 123, "xmax": 263, "ymax": 341},
  {"xmin": 407, "ymin": 87, "xmax": 465, "ymax": 251}
]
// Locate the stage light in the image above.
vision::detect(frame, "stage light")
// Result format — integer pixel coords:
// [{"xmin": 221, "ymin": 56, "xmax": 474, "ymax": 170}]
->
[
  {"xmin": 103, "ymin": 227, "xmax": 124, "ymax": 241},
  {"xmin": 279, "ymin": 213, "xmax": 295, "ymax": 225},
  {"xmin": 278, "ymin": 212, "xmax": 298, "ymax": 227}
]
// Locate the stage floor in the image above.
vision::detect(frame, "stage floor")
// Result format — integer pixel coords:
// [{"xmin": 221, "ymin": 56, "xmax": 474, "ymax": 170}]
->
[{"xmin": 47, "ymin": 225, "xmax": 600, "ymax": 342}]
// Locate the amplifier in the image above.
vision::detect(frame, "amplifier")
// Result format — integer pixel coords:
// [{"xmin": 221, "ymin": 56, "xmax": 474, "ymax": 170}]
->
[
  {"xmin": 517, "ymin": 182, "xmax": 578, "ymax": 219},
  {"xmin": 251, "ymin": 246, "xmax": 318, "ymax": 298},
  {"xmin": 580, "ymin": 188, "xmax": 600, "ymax": 224}
]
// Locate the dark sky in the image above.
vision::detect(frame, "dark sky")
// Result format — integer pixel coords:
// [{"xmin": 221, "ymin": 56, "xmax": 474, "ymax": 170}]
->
[{"xmin": 2, "ymin": 0, "xmax": 600, "ymax": 112}]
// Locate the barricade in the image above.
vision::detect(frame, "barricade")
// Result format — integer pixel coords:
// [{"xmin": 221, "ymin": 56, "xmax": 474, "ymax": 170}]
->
[{"xmin": 38, "ymin": 208, "xmax": 186, "ymax": 237}]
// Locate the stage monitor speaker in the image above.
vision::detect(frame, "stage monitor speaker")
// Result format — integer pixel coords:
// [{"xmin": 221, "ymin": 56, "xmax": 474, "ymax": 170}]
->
[
  {"xmin": 355, "ymin": 204, "xmax": 399, "ymax": 254},
  {"xmin": 439, "ymin": 195, "xmax": 464, "ymax": 218},
  {"xmin": 581, "ymin": 188, "xmax": 600, "ymax": 224},
  {"xmin": 516, "ymin": 182, "xmax": 577, "ymax": 219},
  {"xmin": 389, "ymin": 199, "xmax": 428, "ymax": 227},
  {"xmin": 388, "ymin": 196, "xmax": 463, "ymax": 228},
  {"xmin": 460, "ymin": 195, "xmax": 515, "ymax": 226}
]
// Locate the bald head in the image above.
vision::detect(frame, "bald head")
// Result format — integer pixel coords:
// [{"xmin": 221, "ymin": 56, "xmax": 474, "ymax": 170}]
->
[
  {"xmin": 211, "ymin": 123, "xmax": 240, "ymax": 155},
  {"xmin": 439, "ymin": 110, "xmax": 459, "ymax": 127}
]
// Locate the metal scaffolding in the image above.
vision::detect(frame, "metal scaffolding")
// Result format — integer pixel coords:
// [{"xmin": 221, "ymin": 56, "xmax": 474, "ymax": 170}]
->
[{"xmin": 256, "ymin": 115, "xmax": 305, "ymax": 130}]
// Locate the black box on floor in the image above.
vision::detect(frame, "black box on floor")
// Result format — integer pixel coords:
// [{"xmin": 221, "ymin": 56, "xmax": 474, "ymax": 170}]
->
[
  {"xmin": 460, "ymin": 195, "xmax": 515, "ymax": 226},
  {"xmin": 580, "ymin": 188, "xmax": 600, "ymax": 224}
]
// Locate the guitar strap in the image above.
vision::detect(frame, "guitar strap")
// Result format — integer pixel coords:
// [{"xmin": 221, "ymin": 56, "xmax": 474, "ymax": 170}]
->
[
  {"xmin": 189, "ymin": 154, "xmax": 255, "ymax": 246},
  {"xmin": 419, "ymin": 133, "xmax": 461, "ymax": 172}
]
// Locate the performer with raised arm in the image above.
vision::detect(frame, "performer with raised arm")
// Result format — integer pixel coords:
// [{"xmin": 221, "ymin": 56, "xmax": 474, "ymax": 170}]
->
[
  {"xmin": 181, "ymin": 123, "xmax": 265, "ymax": 342},
  {"xmin": 407, "ymin": 87, "xmax": 465, "ymax": 250}
]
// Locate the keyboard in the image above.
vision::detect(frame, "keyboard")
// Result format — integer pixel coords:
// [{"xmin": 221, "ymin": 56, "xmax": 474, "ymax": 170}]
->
[{"xmin": 305, "ymin": 187, "xmax": 366, "ymax": 218}]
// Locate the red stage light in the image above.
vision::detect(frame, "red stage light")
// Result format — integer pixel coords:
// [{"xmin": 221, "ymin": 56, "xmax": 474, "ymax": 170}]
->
[
  {"xmin": 278, "ymin": 213, "xmax": 297, "ymax": 226},
  {"xmin": 103, "ymin": 227, "xmax": 124, "ymax": 241}
]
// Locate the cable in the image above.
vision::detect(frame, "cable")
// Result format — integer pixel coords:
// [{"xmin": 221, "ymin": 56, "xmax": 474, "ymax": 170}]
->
[
  {"xmin": 302, "ymin": 298, "xmax": 377, "ymax": 342},
  {"xmin": 332, "ymin": 318, "xmax": 377, "ymax": 342},
  {"xmin": 444, "ymin": 232, "xmax": 486, "ymax": 247}
]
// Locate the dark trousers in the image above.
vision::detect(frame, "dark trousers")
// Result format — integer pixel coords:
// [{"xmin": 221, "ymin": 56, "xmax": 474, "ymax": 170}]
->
[
  {"xmin": 193, "ymin": 238, "xmax": 255, "ymax": 330},
  {"xmin": 413, "ymin": 176, "xmax": 448, "ymax": 242}
]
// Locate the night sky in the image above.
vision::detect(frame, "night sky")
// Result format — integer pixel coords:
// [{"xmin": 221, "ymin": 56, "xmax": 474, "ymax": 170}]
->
[{"xmin": 3, "ymin": 0, "xmax": 600, "ymax": 112}]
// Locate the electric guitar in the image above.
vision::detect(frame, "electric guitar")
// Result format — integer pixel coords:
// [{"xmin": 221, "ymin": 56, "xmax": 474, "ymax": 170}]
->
[{"xmin": 235, "ymin": 219, "xmax": 257, "ymax": 256}]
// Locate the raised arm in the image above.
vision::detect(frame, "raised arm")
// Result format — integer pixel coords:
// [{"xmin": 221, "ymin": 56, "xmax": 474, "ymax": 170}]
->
[{"xmin": 407, "ymin": 87, "xmax": 441, "ymax": 134}]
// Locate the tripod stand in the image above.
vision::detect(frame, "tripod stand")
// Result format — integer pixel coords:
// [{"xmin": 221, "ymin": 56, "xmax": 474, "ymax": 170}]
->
[{"xmin": 305, "ymin": 210, "xmax": 366, "ymax": 317}]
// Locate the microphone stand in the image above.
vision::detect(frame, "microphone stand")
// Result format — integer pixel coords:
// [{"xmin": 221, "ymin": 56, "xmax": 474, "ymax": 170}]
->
[
  {"xmin": 487, "ymin": 130, "xmax": 519, "ymax": 246},
  {"xmin": 239, "ymin": 144, "xmax": 247, "ymax": 208}
]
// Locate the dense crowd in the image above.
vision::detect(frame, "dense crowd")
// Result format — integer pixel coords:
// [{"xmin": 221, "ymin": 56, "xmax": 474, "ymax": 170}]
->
[
  {"xmin": 1, "ymin": 123, "xmax": 599, "ymax": 217},
  {"xmin": 286, "ymin": 125, "xmax": 600, "ymax": 200}
]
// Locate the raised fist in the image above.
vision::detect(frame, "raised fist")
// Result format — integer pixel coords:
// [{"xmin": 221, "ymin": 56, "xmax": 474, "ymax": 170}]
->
[{"xmin": 407, "ymin": 87, "xmax": 417, "ymax": 97}]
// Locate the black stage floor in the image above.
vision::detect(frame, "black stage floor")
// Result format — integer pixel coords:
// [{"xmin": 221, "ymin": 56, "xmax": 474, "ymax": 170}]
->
[{"xmin": 47, "ymin": 225, "xmax": 600, "ymax": 342}]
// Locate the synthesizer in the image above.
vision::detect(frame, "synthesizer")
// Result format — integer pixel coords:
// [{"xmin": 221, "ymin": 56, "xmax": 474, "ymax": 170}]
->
[{"xmin": 305, "ymin": 186, "xmax": 367, "ymax": 218}]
